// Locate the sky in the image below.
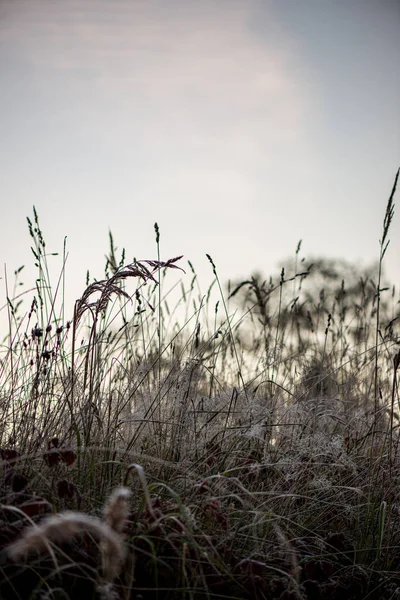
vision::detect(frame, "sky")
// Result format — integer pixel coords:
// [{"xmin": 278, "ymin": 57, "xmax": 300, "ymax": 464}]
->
[{"xmin": 0, "ymin": 0, "xmax": 399, "ymax": 325}]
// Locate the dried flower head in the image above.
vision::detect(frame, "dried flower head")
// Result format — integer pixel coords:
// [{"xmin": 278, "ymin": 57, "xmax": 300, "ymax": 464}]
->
[
  {"xmin": 1, "ymin": 448, "xmax": 21, "ymax": 462},
  {"xmin": 43, "ymin": 448, "xmax": 62, "ymax": 467}
]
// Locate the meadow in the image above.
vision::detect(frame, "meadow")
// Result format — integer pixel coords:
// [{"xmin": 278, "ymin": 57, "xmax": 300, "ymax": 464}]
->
[{"xmin": 0, "ymin": 169, "xmax": 399, "ymax": 599}]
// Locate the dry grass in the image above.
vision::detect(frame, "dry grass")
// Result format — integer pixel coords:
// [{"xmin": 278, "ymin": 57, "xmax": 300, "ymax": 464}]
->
[{"xmin": 0, "ymin": 170, "xmax": 399, "ymax": 599}]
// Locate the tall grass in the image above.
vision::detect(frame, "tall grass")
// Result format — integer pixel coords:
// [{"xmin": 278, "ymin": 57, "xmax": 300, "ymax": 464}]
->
[{"xmin": 0, "ymin": 169, "xmax": 399, "ymax": 599}]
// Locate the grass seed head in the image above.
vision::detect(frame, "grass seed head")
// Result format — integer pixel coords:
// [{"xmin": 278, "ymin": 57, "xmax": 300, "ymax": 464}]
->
[{"xmin": 103, "ymin": 486, "xmax": 132, "ymax": 534}]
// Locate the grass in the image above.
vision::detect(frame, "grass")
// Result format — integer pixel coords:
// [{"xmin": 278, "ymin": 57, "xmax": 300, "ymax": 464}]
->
[{"xmin": 0, "ymin": 169, "xmax": 399, "ymax": 599}]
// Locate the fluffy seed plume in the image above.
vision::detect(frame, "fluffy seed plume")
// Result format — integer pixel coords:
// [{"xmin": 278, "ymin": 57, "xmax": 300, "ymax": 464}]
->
[
  {"xmin": 103, "ymin": 486, "xmax": 132, "ymax": 534},
  {"xmin": 7, "ymin": 511, "xmax": 126, "ymax": 580}
]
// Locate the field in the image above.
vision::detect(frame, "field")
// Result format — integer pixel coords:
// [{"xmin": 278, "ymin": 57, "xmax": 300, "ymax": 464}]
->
[{"xmin": 0, "ymin": 170, "xmax": 399, "ymax": 599}]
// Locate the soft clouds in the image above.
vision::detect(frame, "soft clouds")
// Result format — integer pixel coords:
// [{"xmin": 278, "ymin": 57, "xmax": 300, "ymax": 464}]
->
[
  {"xmin": 0, "ymin": 0, "xmax": 398, "ymax": 322},
  {"xmin": 0, "ymin": 0, "xmax": 317, "ymax": 290},
  {"xmin": 1, "ymin": 0, "xmax": 310, "ymax": 158}
]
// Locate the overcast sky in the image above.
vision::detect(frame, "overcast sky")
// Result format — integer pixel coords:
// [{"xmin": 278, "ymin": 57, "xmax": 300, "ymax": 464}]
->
[{"xmin": 0, "ymin": 0, "xmax": 399, "ymax": 322}]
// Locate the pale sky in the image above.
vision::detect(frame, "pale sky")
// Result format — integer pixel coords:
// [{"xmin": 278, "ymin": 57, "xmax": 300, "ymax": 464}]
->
[{"xmin": 0, "ymin": 0, "xmax": 399, "ymax": 322}]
